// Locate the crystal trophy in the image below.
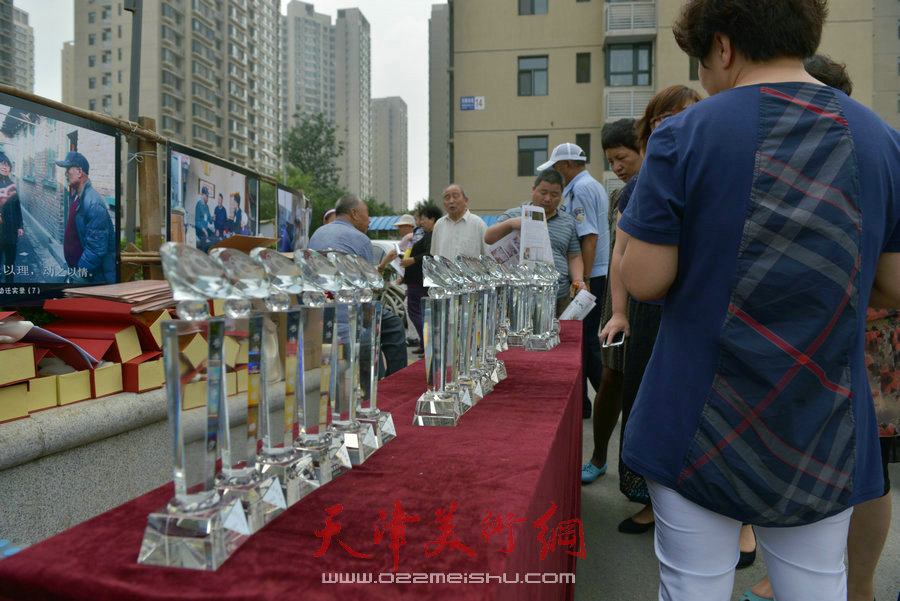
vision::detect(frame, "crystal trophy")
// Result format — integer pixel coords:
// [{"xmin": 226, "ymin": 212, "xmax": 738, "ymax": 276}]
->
[
  {"xmin": 344, "ymin": 254, "xmax": 397, "ymax": 445},
  {"xmin": 459, "ymin": 256, "xmax": 499, "ymax": 389},
  {"xmin": 413, "ymin": 258, "xmax": 461, "ymax": 426},
  {"xmin": 322, "ymin": 251, "xmax": 379, "ymax": 465},
  {"xmin": 425, "ymin": 257, "xmax": 470, "ymax": 414},
  {"xmin": 479, "ymin": 256, "xmax": 508, "ymax": 381},
  {"xmin": 507, "ymin": 263, "xmax": 534, "ymax": 347},
  {"xmin": 293, "ymin": 249, "xmax": 353, "ymax": 481},
  {"xmin": 434, "ymin": 255, "xmax": 483, "ymax": 406},
  {"xmin": 247, "ymin": 248, "xmax": 319, "ymax": 506},
  {"xmin": 524, "ymin": 262, "xmax": 560, "ymax": 351},
  {"xmin": 138, "ymin": 243, "xmax": 250, "ymax": 571},
  {"xmin": 453, "ymin": 257, "xmax": 493, "ymax": 396},
  {"xmin": 206, "ymin": 248, "xmax": 287, "ymax": 532}
]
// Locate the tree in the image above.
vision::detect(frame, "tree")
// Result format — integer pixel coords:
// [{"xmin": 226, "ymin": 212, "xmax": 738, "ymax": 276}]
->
[{"xmin": 282, "ymin": 112, "xmax": 345, "ymax": 192}]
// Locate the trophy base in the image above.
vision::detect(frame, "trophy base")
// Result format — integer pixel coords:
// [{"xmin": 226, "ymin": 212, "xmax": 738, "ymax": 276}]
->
[
  {"xmin": 444, "ymin": 384, "xmax": 473, "ymax": 414},
  {"xmin": 137, "ymin": 491, "xmax": 249, "ymax": 571},
  {"xmin": 495, "ymin": 359, "xmax": 507, "ymax": 381},
  {"xmin": 456, "ymin": 376, "xmax": 483, "ymax": 406},
  {"xmin": 256, "ymin": 448, "xmax": 319, "ymax": 507},
  {"xmin": 506, "ymin": 331, "xmax": 529, "ymax": 348},
  {"xmin": 215, "ymin": 467, "xmax": 286, "ymax": 534},
  {"xmin": 484, "ymin": 359, "xmax": 505, "ymax": 383},
  {"xmin": 525, "ymin": 333, "xmax": 557, "ymax": 352},
  {"xmin": 294, "ymin": 432, "xmax": 352, "ymax": 485},
  {"xmin": 357, "ymin": 408, "xmax": 397, "ymax": 446},
  {"xmin": 328, "ymin": 420, "xmax": 378, "ymax": 466},
  {"xmin": 413, "ymin": 390, "xmax": 459, "ymax": 426}
]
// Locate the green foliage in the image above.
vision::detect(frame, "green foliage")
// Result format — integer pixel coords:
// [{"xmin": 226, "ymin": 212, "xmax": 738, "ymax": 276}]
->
[
  {"xmin": 364, "ymin": 197, "xmax": 395, "ymax": 217},
  {"xmin": 282, "ymin": 112, "xmax": 345, "ymax": 192},
  {"xmin": 259, "ymin": 181, "xmax": 277, "ymax": 223}
]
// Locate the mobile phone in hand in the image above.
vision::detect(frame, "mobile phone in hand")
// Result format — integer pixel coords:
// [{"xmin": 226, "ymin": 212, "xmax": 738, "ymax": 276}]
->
[{"xmin": 602, "ymin": 330, "xmax": 626, "ymax": 348}]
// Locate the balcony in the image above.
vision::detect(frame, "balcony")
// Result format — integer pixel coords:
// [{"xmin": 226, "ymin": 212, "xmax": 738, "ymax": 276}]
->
[
  {"xmin": 605, "ymin": 2, "xmax": 656, "ymax": 35},
  {"xmin": 605, "ymin": 89, "xmax": 655, "ymax": 119}
]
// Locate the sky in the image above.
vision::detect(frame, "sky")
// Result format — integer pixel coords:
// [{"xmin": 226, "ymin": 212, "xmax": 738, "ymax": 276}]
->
[{"xmin": 16, "ymin": 0, "xmax": 438, "ymax": 209}]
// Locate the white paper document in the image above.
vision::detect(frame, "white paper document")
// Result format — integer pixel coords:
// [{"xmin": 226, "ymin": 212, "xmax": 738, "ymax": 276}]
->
[
  {"xmin": 559, "ymin": 289, "xmax": 597, "ymax": 321},
  {"xmin": 487, "ymin": 230, "xmax": 520, "ymax": 266},
  {"xmin": 519, "ymin": 205, "xmax": 553, "ymax": 267}
]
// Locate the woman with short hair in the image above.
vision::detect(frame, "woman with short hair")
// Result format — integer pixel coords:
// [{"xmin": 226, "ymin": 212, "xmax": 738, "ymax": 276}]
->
[{"xmin": 616, "ymin": 0, "xmax": 900, "ymax": 598}]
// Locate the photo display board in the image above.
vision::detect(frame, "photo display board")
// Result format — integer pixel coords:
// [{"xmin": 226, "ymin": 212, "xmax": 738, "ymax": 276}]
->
[
  {"xmin": 0, "ymin": 91, "xmax": 121, "ymax": 304},
  {"xmin": 276, "ymin": 184, "xmax": 309, "ymax": 253},
  {"xmin": 166, "ymin": 142, "xmax": 259, "ymax": 250}
]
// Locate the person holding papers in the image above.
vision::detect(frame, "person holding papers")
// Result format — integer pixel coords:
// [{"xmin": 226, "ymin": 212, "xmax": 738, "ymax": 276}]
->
[{"xmin": 484, "ymin": 168, "xmax": 585, "ymax": 316}]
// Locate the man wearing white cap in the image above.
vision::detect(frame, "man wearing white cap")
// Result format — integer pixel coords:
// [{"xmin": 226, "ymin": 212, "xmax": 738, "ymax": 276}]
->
[{"xmin": 538, "ymin": 142, "xmax": 610, "ymax": 419}]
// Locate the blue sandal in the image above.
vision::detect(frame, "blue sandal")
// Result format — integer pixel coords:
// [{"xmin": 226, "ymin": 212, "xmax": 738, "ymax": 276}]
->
[{"xmin": 739, "ymin": 590, "xmax": 772, "ymax": 601}]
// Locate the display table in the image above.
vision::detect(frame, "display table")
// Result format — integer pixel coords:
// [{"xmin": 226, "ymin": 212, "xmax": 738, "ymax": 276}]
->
[{"xmin": 0, "ymin": 322, "xmax": 583, "ymax": 601}]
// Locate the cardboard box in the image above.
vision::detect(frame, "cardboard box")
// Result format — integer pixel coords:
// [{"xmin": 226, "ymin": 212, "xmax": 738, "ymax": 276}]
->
[
  {"xmin": 91, "ymin": 363, "xmax": 123, "ymax": 399},
  {"xmin": 26, "ymin": 375, "xmax": 58, "ymax": 412},
  {"xmin": 122, "ymin": 352, "xmax": 164, "ymax": 393},
  {"xmin": 179, "ymin": 332, "xmax": 208, "ymax": 369},
  {"xmin": 182, "ymin": 379, "xmax": 207, "ymax": 410},
  {"xmin": 44, "ymin": 321, "xmax": 142, "ymax": 363},
  {"xmin": 44, "ymin": 298, "xmax": 170, "ymax": 351},
  {"xmin": 57, "ymin": 370, "xmax": 92, "ymax": 405},
  {"xmin": 0, "ymin": 382, "xmax": 29, "ymax": 423},
  {"xmin": 0, "ymin": 342, "xmax": 36, "ymax": 387}
]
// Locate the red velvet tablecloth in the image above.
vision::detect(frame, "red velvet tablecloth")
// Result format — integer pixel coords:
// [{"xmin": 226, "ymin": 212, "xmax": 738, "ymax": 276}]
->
[{"xmin": 0, "ymin": 322, "xmax": 583, "ymax": 601}]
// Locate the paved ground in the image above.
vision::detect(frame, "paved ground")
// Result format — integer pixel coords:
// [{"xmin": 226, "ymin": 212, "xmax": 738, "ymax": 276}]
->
[{"xmin": 575, "ymin": 404, "xmax": 900, "ymax": 600}]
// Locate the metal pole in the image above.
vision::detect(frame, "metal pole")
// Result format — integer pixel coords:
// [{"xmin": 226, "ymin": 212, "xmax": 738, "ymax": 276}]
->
[{"xmin": 124, "ymin": 0, "xmax": 143, "ymax": 244}]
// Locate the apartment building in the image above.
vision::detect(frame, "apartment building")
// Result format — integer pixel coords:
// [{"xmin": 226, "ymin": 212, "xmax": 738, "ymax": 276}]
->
[
  {"xmin": 371, "ymin": 96, "xmax": 408, "ymax": 211},
  {"xmin": 437, "ymin": 0, "xmax": 889, "ymax": 215},
  {"xmin": 11, "ymin": 6, "xmax": 33, "ymax": 92},
  {"xmin": 66, "ymin": 0, "xmax": 281, "ymax": 175},
  {"xmin": 0, "ymin": 0, "xmax": 13, "ymax": 88},
  {"xmin": 281, "ymin": 0, "xmax": 335, "ymax": 130},
  {"xmin": 428, "ymin": 3, "xmax": 450, "ymax": 203},
  {"xmin": 334, "ymin": 7, "xmax": 371, "ymax": 199}
]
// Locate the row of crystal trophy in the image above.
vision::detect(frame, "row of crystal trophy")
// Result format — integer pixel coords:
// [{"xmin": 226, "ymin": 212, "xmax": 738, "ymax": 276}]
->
[
  {"xmin": 505, "ymin": 262, "xmax": 560, "ymax": 351},
  {"xmin": 413, "ymin": 255, "xmax": 510, "ymax": 426},
  {"xmin": 139, "ymin": 243, "xmax": 395, "ymax": 570}
]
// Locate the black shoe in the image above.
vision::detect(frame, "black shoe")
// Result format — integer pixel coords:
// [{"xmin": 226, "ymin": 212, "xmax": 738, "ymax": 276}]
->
[
  {"xmin": 413, "ymin": 347, "xmax": 424, "ymax": 355},
  {"xmin": 737, "ymin": 548, "xmax": 756, "ymax": 569},
  {"xmin": 406, "ymin": 337, "xmax": 419, "ymax": 347},
  {"xmin": 617, "ymin": 517, "xmax": 654, "ymax": 534}
]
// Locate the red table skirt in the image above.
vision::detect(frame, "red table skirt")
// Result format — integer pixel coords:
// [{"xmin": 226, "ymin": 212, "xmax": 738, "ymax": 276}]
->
[{"xmin": 0, "ymin": 322, "xmax": 583, "ymax": 601}]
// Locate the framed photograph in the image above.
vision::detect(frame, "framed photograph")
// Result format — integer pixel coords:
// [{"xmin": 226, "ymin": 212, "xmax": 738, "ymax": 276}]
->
[
  {"xmin": 198, "ymin": 178, "xmax": 214, "ymax": 200},
  {"xmin": 276, "ymin": 184, "xmax": 308, "ymax": 252},
  {"xmin": 166, "ymin": 142, "xmax": 259, "ymax": 252},
  {"xmin": 0, "ymin": 91, "xmax": 121, "ymax": 304}
]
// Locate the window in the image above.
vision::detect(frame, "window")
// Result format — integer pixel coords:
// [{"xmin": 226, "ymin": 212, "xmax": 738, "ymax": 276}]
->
[
  {"xmin": 88, "ymin": 33, "xmax": 96, "ymax": 45},
  {"xmin": 689, "ymin": 57, "xmax": 700, "ymax": 81},
  {"xmin": 88, "ymin": 77, "xmax": 96, "ymax": 89},
  {"xmin": 117, "ymin": 70, "xmax": 122, "ymax": 83},
  {"xmin": 518, "ymin": 135, "xmax": 548, "ymax": 176},
  {"xmin": 897, "ymin": 93, "xmax": 900, "ymax": 113},
  {"xmin": 88, "ymin": 55, "xmax": 96, "ymax": 67},
  {"xmin": 89, "ymin": 99, "xmax": 97, "ymax": 111},
  {"xmin": 519, "ymin": 0, "xmax": 548, "ymax": 15},
  {"xmin": 519, "ymin": 56, "xmax": 548, "ymax": 96},
  {"xmin": 576, "ymin": 52, "xmax": 591, "ymax": 83},
  {"xmin": 118, "ymin": 48, "xmax": 122, "ymax": 60},
  {"xmin": 606, "ymin": 43, "xmax": 651, "ymax": 86},
  {"xmin": 575, "ymin": 133, "xmax": 591, "ymax": 163},
  {"xmin": 88, "ymin": 12, "xmax": 96, "ymax": 23},
  {"xmin": 118, "ymin": 25, "xmax": 122, "ymax": 38}
]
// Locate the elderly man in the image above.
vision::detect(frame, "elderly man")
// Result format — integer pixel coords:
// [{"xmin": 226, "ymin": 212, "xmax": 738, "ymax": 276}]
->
[
  {"xmin": 539, "ymin": 143, "xmax": 610, "ymax": 418},
  {"xmin": 55, "ymin": 151, "xmax": 116, "ymax": 283},
  {"xmin": 484, "ymin": 168, "xmax": 585, "ymax": 315},
  {"xmin": 309, "ymin": 194, "xmax": 406, "ymax": 376},
  {"xmin": 430, "ymin": 184, "xmax": 487, "ymax": 259}
]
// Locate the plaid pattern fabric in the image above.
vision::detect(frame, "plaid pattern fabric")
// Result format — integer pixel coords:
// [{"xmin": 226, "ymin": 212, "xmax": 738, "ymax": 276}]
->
[{"xmin": 677, "ymin": 84, "xmax": 862, "ymax": 526}]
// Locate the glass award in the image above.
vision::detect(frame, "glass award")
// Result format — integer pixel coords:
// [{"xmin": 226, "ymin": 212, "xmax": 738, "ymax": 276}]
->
[
  {"xmin": 322, "ymin": 251, "xmax": 378, "ymax": 465},
  {"xmin": 139, "ymin": 243, "xmax": 249, "ymax": 571},
  {"xmin": 247, "ymin": 248, "xmax": 319, "ymax": 506},
  {"xmin": 208, "ymin": 248, "xmax": 287, "ymax": 533},
  {"xmin": 293, "ymin": 249, "xmax": 353, "ymax": 482},
  {"xmin": 434, "ymin": 256, "xmax": 483, "ymax": 406},
  {"xmin": 479, "ymin": 256, "xmax": 508, "ymax": 381},
  {"xmin": 344, "ymin": 255, "xmax": 396, "ymax": 445},
  {"xmin": 525, "ymin": 262, "xmax": 560, "ymax": 351},
  {"xmin": 507, "ymin": 264, "xmax": 534, "ymax": 348},
  {"xmin": 413, "ymin": 258, "xmax": 461, "ymax": 426},
  {"xmin": 454, "ymin": 257, "xmax": 493, "ymax": 396}
]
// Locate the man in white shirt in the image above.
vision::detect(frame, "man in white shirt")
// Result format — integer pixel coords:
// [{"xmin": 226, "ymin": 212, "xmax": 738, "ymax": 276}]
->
[{"xmin": 430, "ymin": 184, "xmax": 488, "ymax": 259}]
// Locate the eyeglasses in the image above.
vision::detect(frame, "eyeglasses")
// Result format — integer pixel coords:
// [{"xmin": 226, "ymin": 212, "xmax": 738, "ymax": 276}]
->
[{"xmin": 651, "ymin": 112, "xmax": 675, "ymax": 128}]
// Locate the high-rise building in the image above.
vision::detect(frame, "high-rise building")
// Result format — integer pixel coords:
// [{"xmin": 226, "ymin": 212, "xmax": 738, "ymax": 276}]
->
[
  {"xmin": 439, "ymin": 0, "xmax": 890, "ymax": 215},
  {"xmin": 371, "ymin": 96, "xmax": 408, "ymax": 211},
  {"xmin": 335, "ymin": 8, "xmax": 371, "ymax": 199},
  {"xmin": 428, "ymin": 3, "xmax": 450, "ymax": 204},
  {"xmin": 281, "ymin": 0, "xmax": 335, "ymax": 129},
  {"xmin": 66, "ymin": 0, "xmax": 281, "ymax": 175},
  {"xmin": 11, "ymin": 6, "xmax": 33, "ymax": 92},
  {"xmin": 0, "ymin": 0, "xmax": 14, "ymax": 88},
  {"xmin": 61, "ymin": 41, "xmax": 75, "ymax": 105}
]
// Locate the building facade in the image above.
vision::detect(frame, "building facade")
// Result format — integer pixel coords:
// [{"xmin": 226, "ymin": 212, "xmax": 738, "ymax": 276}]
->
[
  {"xmin": 334, "ymin": 7, "xmax": 371, "ymax": 199},
  {"xmin": 428, "ymin": 3, "xmax": 450, "ymax": 204},
  {"xmin": 11, "ymin": 7, "xmax": 33, "ymax": 92},
  {"xmin": 0, "ymin": 0, "xmax": 14, "ymax": 88},
  {"xmin": 281, "ymin": 0, "xmax": 335, "ymax": 129},
  {"xmin": 438, "ymin": 0, "xmax": 891, "ymax": 215},
  {"xmin": 66, "ymin": 0, "xmax": 281, "ymax": 176},
  {"xmin": 371, "ymin": 96, "xmax": 408, "ymax": 212}
]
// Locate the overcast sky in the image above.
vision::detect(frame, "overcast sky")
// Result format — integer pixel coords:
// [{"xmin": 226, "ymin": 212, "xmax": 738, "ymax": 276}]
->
[{"xmin": 16, "ymin": 0, "xmax": 437, "ymax": 209}]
